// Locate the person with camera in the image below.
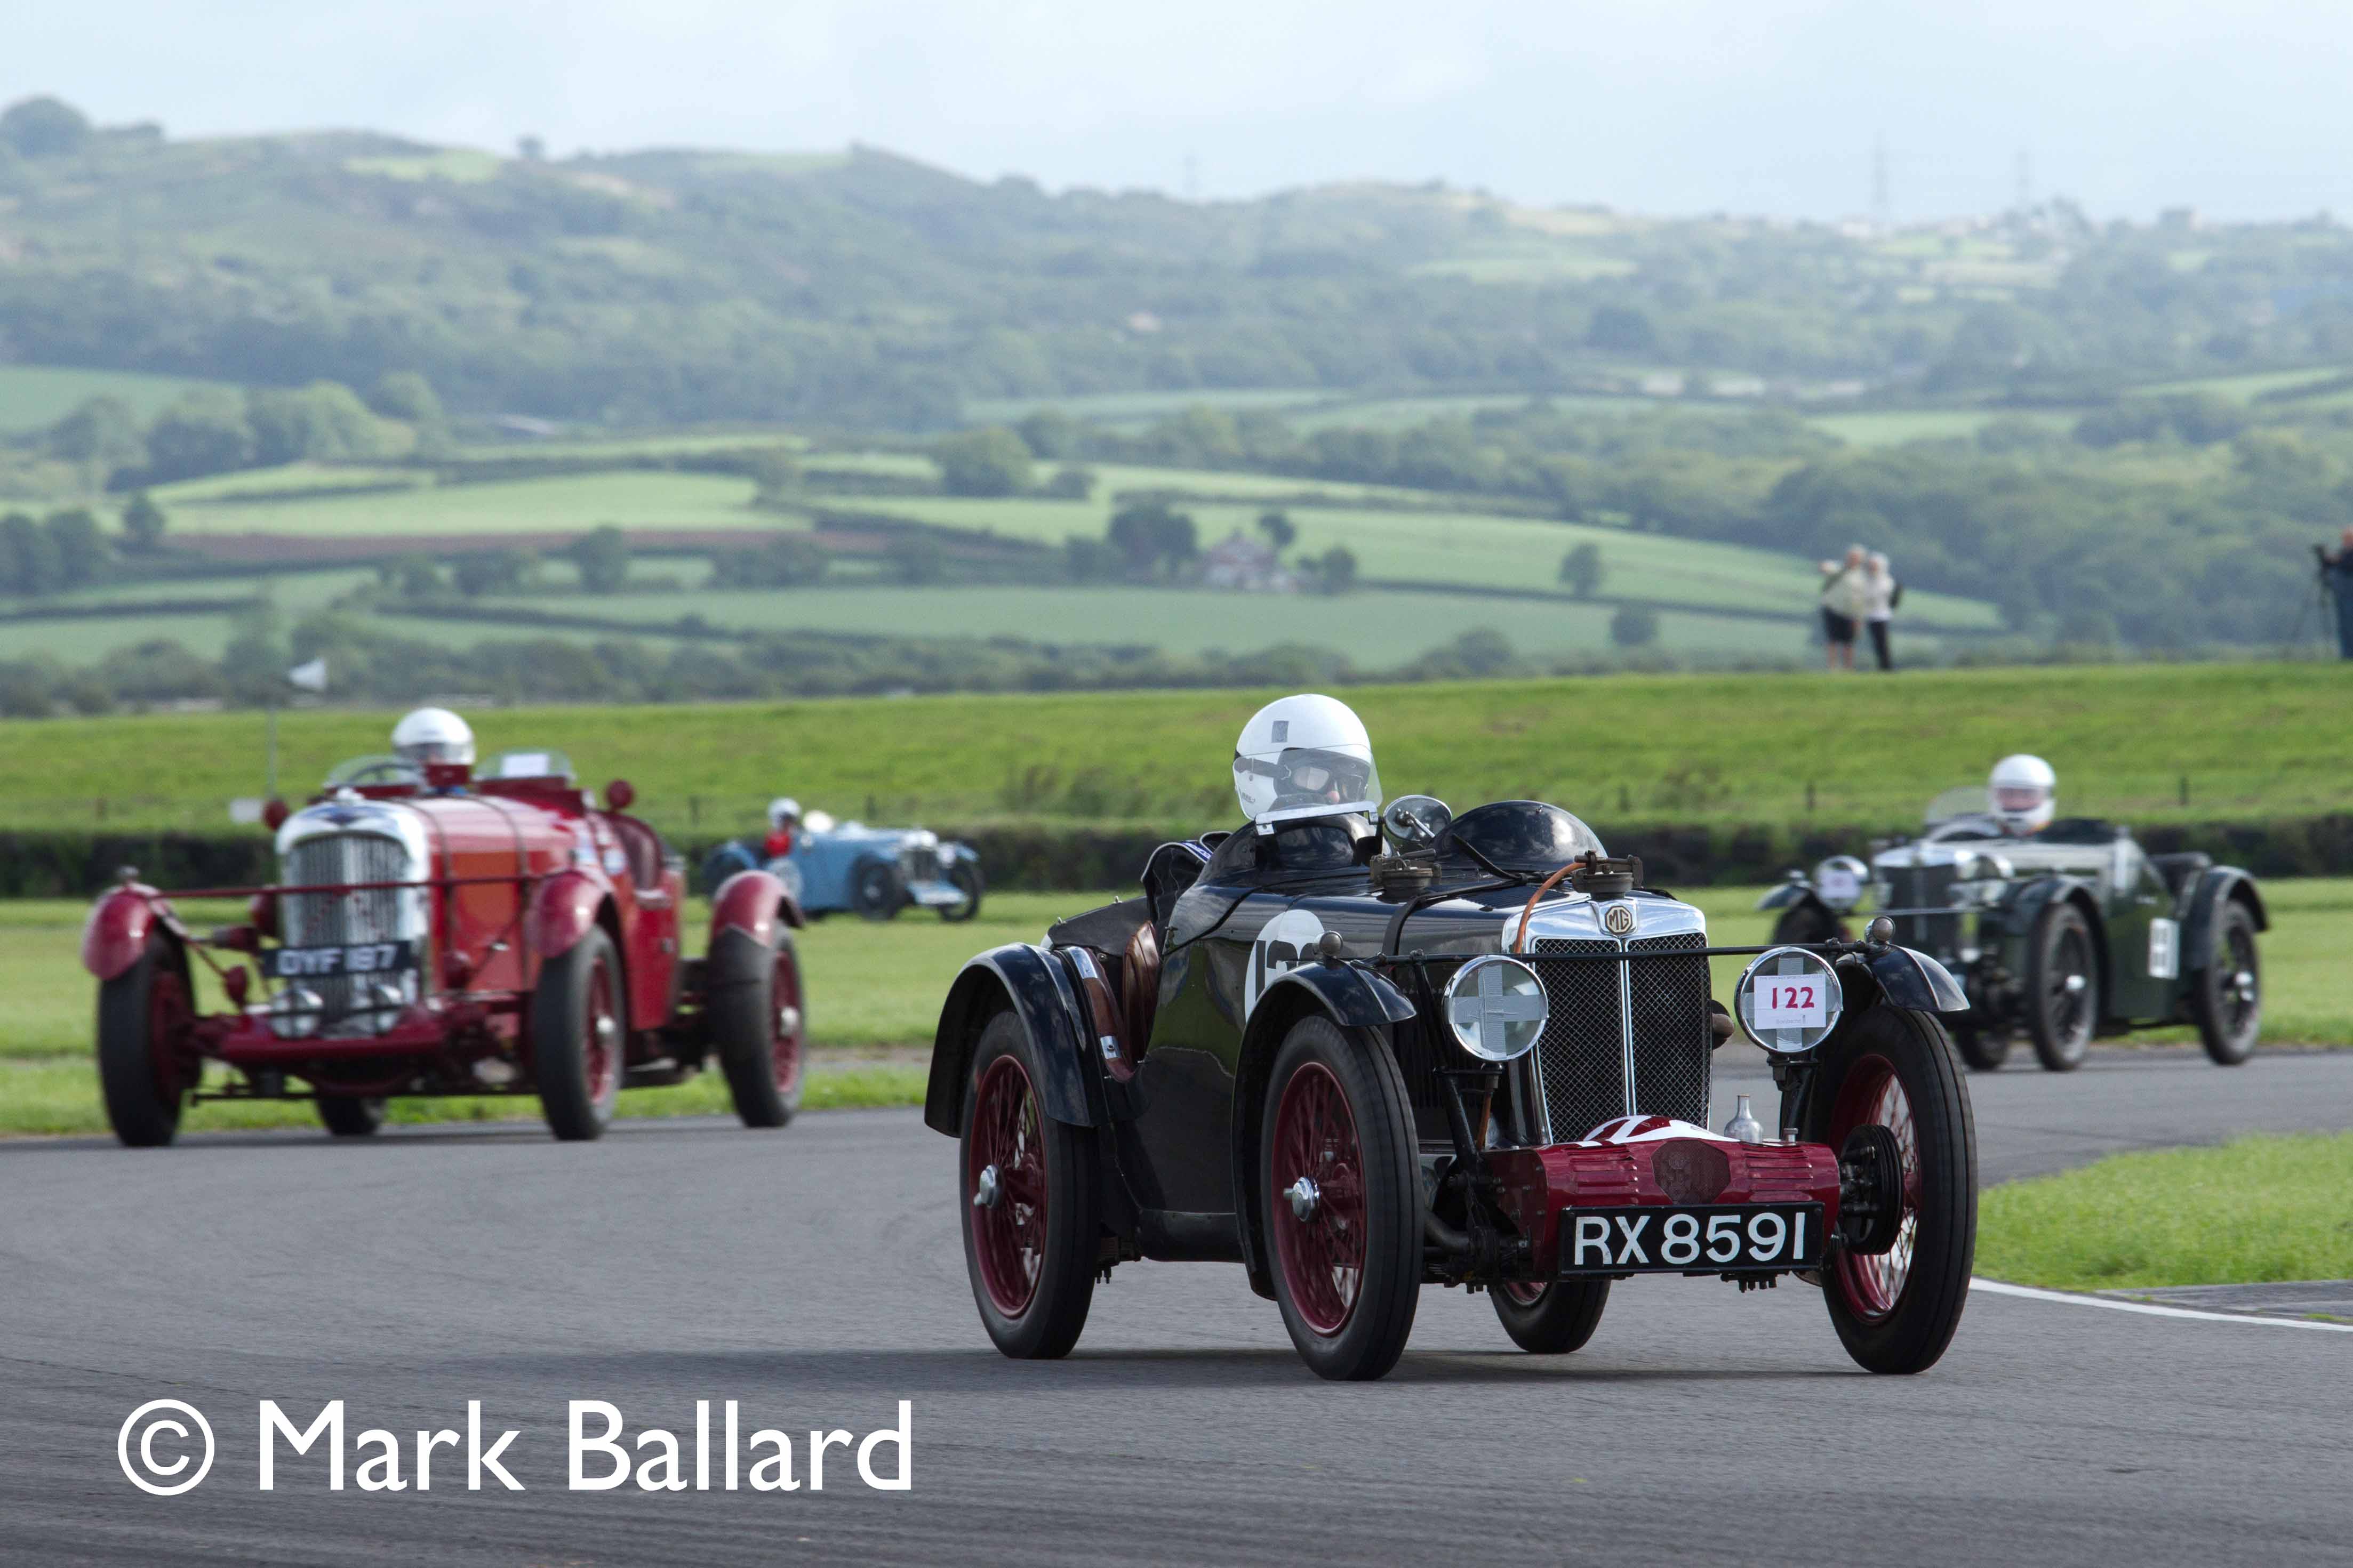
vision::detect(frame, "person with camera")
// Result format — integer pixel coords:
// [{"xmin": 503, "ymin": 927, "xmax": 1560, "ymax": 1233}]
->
[{"xmin": 2322, "ymin": 528, "xmax": 2353, "ymax": 660}]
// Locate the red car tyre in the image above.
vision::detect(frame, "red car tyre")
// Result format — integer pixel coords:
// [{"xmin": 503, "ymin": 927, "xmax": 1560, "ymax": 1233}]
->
[
  {"xmin": 711, "ymin": 928, "xmax": 807, "ymax": 1128},
  {"xmin": 1260, "ymin": 1016, "xmax": 1421, "ymax": 1381},
  {"xmin": 534, "ymin": 926, "xmax": 625, "ymax": 1141},
  {"xmin": 1491, "ymin": 1277, "xmax": 1610, "ymax": 1355},
  {"xmin": 1804, "ymin": 1005, "xmax": 1978, "ymax": 1376},
  {"xmin": 960, "ymin": 1011, "xmax": 1098, "ymax": 1358},
  {"xmin": 95, "ymin": 930, "xmax": 193, "ymax": 1148},
  {"xmin": 317, "ymin": 1097, "xmax": 386, "ymax": 1137}
]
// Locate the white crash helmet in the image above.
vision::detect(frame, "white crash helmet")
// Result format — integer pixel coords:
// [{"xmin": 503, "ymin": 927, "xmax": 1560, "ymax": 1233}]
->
[
  {"xmin": 769, "ymin": 797, "xmax": 801, "ymax": 827},
  {"xmin": 1232, "ymin": 694, "xmax": 1381, "ymax": 826},
  {"xmin": 390, "ymin": 706, "xmax": 475, "ymax": 768},
  {"xmin": 1988, "ymin": 753, "xmax": 2056, "ymax": 836}
]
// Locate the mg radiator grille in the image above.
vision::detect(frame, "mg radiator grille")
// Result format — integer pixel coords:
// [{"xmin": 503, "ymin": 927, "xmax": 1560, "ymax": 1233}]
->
[
  {"xmin": 1532, "ymin": 939, "xmax": 1628, "ymax": 1143},
  {"xmin": 282, "ymin": 833, "xmax": 415, "ymax": 1030},
  {"xmin": 1533, "ymin": 931, "xmax": 1714, "ymax": 1141},
  {"xmin": 1886, "ymin": 864, "xmax": 1963, "ymax": 960}
]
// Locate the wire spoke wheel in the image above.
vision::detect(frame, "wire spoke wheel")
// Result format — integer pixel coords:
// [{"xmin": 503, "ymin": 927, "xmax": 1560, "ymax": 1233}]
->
[
  {"xmin": 583, "ymin": 958, "xmax": 621, "ymax": 1112},
  {"xmin": 1829, "ymin": 1056, "xmax": 1917, "ymax": 1321},
  {"xmin": 968, "ymin": 1055, "xmax": 1049, "ymax": 1318},
  {"xmin": 1269, "ymin": 1061, "xmax": 1366, "ymax": 1336},
  {"xmin": 770, "ymin": 948, "xmax": 805, "ymax": 1096}
]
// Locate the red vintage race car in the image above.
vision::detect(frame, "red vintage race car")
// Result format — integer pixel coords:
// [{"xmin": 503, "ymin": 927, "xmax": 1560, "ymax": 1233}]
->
[{"xmin": 81, "ymin": 750, "xmax": 810, "ymax": 1146}]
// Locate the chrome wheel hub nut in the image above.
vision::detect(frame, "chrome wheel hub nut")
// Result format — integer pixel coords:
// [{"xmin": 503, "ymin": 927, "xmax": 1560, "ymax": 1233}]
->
[
  {"xmin": 973, "ymin": 1163, "xmax": 1002, "ymax": 1209},
  {"xmin": 1283, "ymin": 1176, "xmax": 1321, "ymax": 1221}
]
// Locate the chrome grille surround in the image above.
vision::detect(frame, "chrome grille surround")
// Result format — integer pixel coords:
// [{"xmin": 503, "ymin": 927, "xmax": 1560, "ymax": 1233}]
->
[
  {"xmin": 1517, "ymin": 896, "xmax": 1711, "ymax": 1143},
  {"xmin": 275, "ymin": 800, "xmax": 430, "ymax": 1038}
]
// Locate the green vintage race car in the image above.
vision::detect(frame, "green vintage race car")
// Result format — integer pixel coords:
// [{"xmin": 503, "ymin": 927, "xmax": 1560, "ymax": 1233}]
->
[{"xmin": 1760, "ymin": 787, "xmax": 2267, "ymax": 1073}]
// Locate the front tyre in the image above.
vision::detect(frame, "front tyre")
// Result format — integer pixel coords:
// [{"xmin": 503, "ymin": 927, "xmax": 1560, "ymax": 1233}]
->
[
  {"xmin": 95, "ymin": 932, "xmax": 194, "ymax": 1148},
  {"xmin": 2023, "ymin": 902, "xmax": 2096, "ymax": 1072},
  {"xmin": 532, "ymin": 927, "xmax": 625, "ymax": 1141},
  {"xmin": 961, "ymin": 1011, "xmax": 1099, "ymax": 1359},
  {"xmin": 2190, "ymin": 901, "xmax": 2261, "ymax": 1066},
  {"xmin": 1260, "ymin": 1017, "xmax": 1421, "ymax": 1381},
  {"xmin": 1803, "ymin": 1005, "xmax": 1978, "ymax": 1375},
  {"xmin": 940, "ymin": 859, "xmax": 984, "ymax": 923},
  {"xmin": 710, "ymin": 928, "xmax": 807, "ymax": 1128},
  {"xmin": 1950, "ymin": 1023, "xmax": 2012, "ymax": 1072},
  {"xmin": 317, "ymin": 1096, "xmax": 386, "ymax": 1137},
  {"xmin": 1492, "ymin": 1278, "xmax": 1610, "ymax": 1354},
  {"xmin": 851, "ymin": 858, "xmax": 906, "ymax": 922}
]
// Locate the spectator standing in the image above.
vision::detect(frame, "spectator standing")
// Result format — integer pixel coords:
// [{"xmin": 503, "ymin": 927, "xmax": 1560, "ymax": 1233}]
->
[
  {"xmin": 2324, "ymin": 527, "xmax": 2353, "ymax": 661},
  {"xmin": 1818, "ymin": 545, "xmax": 1868, "ymax": 671},
  {"xmin": 1861, "ymin": 551, "xmax": 1901, "ymax": 671}
]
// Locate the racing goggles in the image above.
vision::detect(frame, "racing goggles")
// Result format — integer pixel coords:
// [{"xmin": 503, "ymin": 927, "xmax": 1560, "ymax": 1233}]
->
[{"xmin": 1993, "ymin": 785, "xmax": 2050, "ymax": 813}]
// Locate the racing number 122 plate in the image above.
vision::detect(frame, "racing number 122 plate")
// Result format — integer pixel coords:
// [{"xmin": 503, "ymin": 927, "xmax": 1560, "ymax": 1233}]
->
[{"xmin": 1560, "ymin": 1204, "xmax": 1824, "ymax": 1275}]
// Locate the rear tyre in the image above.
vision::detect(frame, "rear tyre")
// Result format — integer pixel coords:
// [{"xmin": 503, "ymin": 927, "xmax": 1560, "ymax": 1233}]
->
[
  {"xmin": 2190, "ymin": 900, "xmax": 2261, "ymax": 1066},
  {"xmin": 1803, "ymin": 1005, "xmax": 1977, "ymax": 1375},
  {"xmin": 2023, "ymin": 902, "xmax": 2096, "ymax": 1073},
  {"xmin": 533, "ymin": 927, "xmax": 625, "ymax": 1141},
  {"xmin": 960, "ymin": 1011, "xmax": 1098, "ymax": 1359},
  {"xmin": 851, "ymin": 858, "xmax": 906, "ymax": 922},
  {"xmin": 1491, "ymin": 1278, "xmax": 1610, "ymax": 1354},
  {"xmin": 317, "ymin": 1096, "xmax": 386, "ymax": 1137},
  {"xmin": 1260, "ymin": 1017, "xmax": 1422, "ymax": 1381},
  {"xmin": 940, "ymin": 859, "xmax": 984, "ymax": 923},
  {"xmin": 710, "ymin": 928, "xmax": 807, "ymax": 1128},
  {"xmin": 1950, "ymin": 1023, "xmax": 2011, "ymax": 1072},
  {"xmin": 95, "ymin": 932, "xmax": 193, "ymax": 1148}
]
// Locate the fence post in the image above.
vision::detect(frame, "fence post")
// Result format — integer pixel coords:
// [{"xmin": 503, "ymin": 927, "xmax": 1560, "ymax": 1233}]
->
[
  {"xmin": 1805, "ymin": 781, "xmax": 1816, "ymax": 813},
  {"xmin": 689, "ymin": 795, "xmax": 701, "ymax": 827},
  {"xmin": 2178, "ymin": 775, "xmax": 2188, "ymax": 807}
]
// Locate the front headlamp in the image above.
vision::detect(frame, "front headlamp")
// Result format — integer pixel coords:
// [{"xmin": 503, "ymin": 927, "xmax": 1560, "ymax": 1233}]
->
[{"xmin": 1444, "ymin": 956, "xmax": 1548, "ymax": 1063}]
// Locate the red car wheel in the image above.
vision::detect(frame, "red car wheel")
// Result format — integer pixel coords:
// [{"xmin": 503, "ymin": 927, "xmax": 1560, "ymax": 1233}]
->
[
  {"xmin": 532, "ymin": 926, "xmax": 626, "ymax": 1141},
  {"xmin": 1269, "ymin": 1061, "xmax": 1366, "ymax": 1336},
  {"xmin": 1490, "ymin": 1275, "xmax": 1611, "ymax": 1354},
  {"xmin": 1258, "ymin": 1016, "xmax": 1421, "ymax": 1380},
  {"xmin": 1805, "ymin": 1005, "xmax": 1978, "ymax": 1375},
  {"xmin": 958, "ymin": 1012, "xmax": 1097, "ymax": 1358},
  {"xmin": 770, "ymin": 946, "xmax": 805, "ymax": 1097},
  {"xmin": 714, "ymin": 928, "xmax": 806, "ymax": 1129},
  {"xmin": 95, "ymin": 932, "xmax": 194, "ymax": 1148},
  {"xmin": 1827, "ymin": 1055, "xmax": 1916, "ymax": 1321}
]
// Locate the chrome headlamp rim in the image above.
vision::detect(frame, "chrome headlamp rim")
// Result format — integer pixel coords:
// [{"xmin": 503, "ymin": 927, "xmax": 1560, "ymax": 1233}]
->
[
  {"xmin": 1443, "ymin": 954, "xmax": 1548, "ymax": 1063},
  {"xmin": 1733, "ymin": 945, "xmax": 1845, "ymax": 1056}
]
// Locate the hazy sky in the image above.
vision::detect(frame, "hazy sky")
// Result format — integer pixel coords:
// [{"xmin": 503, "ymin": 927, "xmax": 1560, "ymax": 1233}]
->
[{"xmin": 12, "ymin": 2, "xmax": 2351, "ymax": 221}]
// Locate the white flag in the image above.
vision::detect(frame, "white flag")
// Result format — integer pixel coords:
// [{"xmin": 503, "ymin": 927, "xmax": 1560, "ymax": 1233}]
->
[{"xmin": 287, "ymin": 657, "xmax": 329, "ymax": 693}]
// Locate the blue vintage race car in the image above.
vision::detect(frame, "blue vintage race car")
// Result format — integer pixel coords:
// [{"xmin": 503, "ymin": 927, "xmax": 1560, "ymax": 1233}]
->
[{"xmin": 702, "ymin": 814, "xmax": 983, "ymax": 922}]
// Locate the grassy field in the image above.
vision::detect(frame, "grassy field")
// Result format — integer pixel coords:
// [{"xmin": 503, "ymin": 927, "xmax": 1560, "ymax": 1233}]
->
[
  {"xmin": 11, "ymin": 881, "xmax": 2345, "ymax": 1138},
  {"xmin": 1976, "ymin": 1132, "xmax": 2353, "ymax": 1291},
  {"xmin": 460, "ymin": 582, "xmax": 1821, "ymax": 664},
  {"xmin": 148, "ymin": 469, "xmax": 772, "ymax": 537},
  {"xmin": 1805, "ymin": 408, "xmax": 2079, "ymax": 447},
  {"xmin": 1, "ymin": 662, "xmax": 2344, "ymax": 834},
  {"xmin": 0, "ymin": 364, "xmax": 226, "ymax": 433}
]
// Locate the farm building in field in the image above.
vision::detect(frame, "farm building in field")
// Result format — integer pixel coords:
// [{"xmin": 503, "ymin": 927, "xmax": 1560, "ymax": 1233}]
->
[{"xmin": 1200, "ymin": 530, "xmax": 1296, "ymax": 593}]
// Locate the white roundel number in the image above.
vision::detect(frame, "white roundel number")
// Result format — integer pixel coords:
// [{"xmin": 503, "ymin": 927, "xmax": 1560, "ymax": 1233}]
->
[
  {"xmin": 1245, "ymin": 909, "xmax": 1328, "ymax": 1018},
  {"xmin": 1735, "ymin": 946, "xmax": 1845, "ymax": 1054}
]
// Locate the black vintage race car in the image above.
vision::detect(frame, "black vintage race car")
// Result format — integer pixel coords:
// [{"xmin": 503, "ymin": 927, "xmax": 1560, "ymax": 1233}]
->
[
  {"xmin": 1761, "ymin": 789, "xmax": 2267, "ymax": 1073},
  {"xmin": 925, "ymin": 796, "xmax": 1979, "ymax": 1381}
]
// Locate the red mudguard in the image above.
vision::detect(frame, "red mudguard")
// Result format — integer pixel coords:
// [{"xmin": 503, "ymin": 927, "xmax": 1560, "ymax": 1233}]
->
[
  {"xmin": 709, "ymin": 869, "xmax": 804, "ymax": 951},
  {"xmin": 527, "ymin": 869, "xmax": 610, "ymax": 961},
  {"xmin": 82, "ymin": 886, "xmax": 171, "ymax": 981}
]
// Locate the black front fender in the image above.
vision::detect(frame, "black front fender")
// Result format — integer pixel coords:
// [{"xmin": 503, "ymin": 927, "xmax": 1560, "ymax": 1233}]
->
[
  {"xmin": 924, "ymin": 944, "xmax": 1100, "ymax": 1135},
  {"xmin": 1862, "ymin": 944, "xmax": 1970, "ymax": 1013},
  {"xmin": 1756, "ymin": 879, "xmax": 1815, "ymax": 912},
  {"xmin": 1258, "ymin": 962, "xmax": 1417, "ymax": 1033}
]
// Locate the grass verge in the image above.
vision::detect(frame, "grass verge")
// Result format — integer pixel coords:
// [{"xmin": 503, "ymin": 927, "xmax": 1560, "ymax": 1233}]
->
[{"xmin": 1976, "ymin": 1132, "xmax": 2353, "ymax": 1290}]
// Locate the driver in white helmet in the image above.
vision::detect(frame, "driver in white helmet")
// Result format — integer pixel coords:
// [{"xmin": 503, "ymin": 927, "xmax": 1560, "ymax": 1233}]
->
[
  {"xmin": 1232, "ymin": 695, "xmax": 1382, "ymax": 828},
  {"xmin": 763, "ymin": 797, "xmax": 802, "ymax": 859},
  {"xmin": 1988, "ymin": 753, "xmax": 2056, "ymax": 838},
  {"xmin": 390, "ymin": 706, "xmax": 475, "ymax": 789}
]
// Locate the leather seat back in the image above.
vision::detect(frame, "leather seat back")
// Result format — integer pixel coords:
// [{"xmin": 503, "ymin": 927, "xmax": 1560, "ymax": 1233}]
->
[{"xmin": 1123, "ymin": 920, "xmax": 1162, "ymax": 1057}]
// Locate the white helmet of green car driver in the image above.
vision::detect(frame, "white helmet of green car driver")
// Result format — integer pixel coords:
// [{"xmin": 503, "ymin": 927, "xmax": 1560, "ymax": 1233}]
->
[
  {"xmin": 391, "ymin": 706, "xmax": 475, "ymax": 768},
  {"xmin": 1988, "ymin": 753, "xmax": 2056, "ymax": 836},
  {"xmin": 1232, "ymin": 694, "xmax": 1382, "ymax": 826}
]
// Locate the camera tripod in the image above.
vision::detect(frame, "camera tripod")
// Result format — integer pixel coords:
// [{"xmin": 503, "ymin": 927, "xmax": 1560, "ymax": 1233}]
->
[{"xmin": 2283, "ymin": 560, "xmax": 2341, "ymax": 660}]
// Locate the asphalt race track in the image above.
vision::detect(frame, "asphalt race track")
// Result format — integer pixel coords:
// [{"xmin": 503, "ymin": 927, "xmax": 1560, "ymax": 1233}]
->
[{"xmin": 5, "ymin": 1044, "xmax": 2349, "ymax": 1566}]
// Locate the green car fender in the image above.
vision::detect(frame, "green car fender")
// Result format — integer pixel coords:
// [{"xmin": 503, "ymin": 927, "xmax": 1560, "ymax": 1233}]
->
[
  {"xmin": 1990, "ymin": 875, "xmax": 2108, "ymax": 978},
  {"xmin": 2181, "ymin": 867, "xmax": 2268, "ymax": 970}
]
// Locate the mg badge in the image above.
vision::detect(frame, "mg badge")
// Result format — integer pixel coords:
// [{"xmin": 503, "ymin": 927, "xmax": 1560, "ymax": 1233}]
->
[{"xmin": 1601, "ymin": 902, "xmax": 1636, "ymax": 936}]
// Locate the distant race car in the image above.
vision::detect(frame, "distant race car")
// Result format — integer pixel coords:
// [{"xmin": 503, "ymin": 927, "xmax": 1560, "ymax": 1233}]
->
[
  {"xmin": 926, "ymin": 793, "xmax": 1978, "ymax": 1381},
  {"xmin": 703, "ymin": 811, "xmax": 983, "ymax": 922},
  {"xmin": 1760, "ymin": 785, "xmax": 2266, "ymax": 1072},
  {"xmin": 83, "ymin": 749, "xmax": 810, "ymax": 1146}
]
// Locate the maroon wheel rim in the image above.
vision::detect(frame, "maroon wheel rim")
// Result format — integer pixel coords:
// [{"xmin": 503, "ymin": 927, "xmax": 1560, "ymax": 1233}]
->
[
  {"xmin": 583, "ymin": 958, "xmax": 620, "ymax": 1109},
  {"xmin": 1269, "ymin": 1061, "xmax": 1366, "ymax": 1338},
  {"xmin": 967, "ymin": 1055, "xmax": 1048, "ymax": 1317},
  {"xmin": 1499, "ymin": 1280, "xmax": 1547, "ymax": 1307},
  {"xmin": 771, "ymin": 950, "xmax": 805, "ymax": 1096},
  {"xmin": 1828, "ymin": 1054, "xmax": 1918, "ymax": 1321},
  {"xmin": 148, "ymin": 969, "xmax": 193, "ymax": 1103}
]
